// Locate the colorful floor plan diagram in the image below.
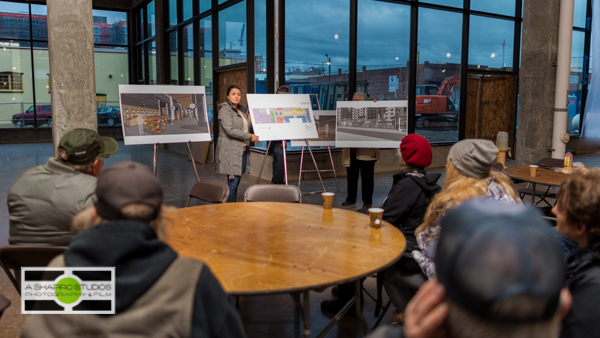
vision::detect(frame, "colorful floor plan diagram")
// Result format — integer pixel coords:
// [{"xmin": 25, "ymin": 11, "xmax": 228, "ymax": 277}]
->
[{"xmin": 253, "ymin": 108, "xmax": 312, "ymax": 124}]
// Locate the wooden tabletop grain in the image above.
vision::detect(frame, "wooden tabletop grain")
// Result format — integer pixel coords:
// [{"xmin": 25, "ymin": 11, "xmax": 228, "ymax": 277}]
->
[
  {"xmin": 166, "ymin": 202, "xmax": 406, "ymax": 295},
  {"xmin": 503, "ymin": 165, "xmax": 570, "ymax": 187}
]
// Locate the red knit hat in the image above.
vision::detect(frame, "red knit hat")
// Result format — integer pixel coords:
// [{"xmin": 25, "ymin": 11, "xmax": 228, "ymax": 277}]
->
[{"xmin": 400, "ymin": 134, "xmax": 432, "ymax": 168}]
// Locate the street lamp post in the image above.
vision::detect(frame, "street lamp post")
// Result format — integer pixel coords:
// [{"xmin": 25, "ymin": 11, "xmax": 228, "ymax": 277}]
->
[{"xmin": 325, "ymin": 54, "xmax": 331, "ymax": 83}]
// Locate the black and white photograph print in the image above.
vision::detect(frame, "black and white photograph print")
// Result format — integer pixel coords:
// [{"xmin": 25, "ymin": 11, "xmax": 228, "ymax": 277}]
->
[
  {"xmin": 336, "ymin": 100, "xmax": 408, "ymax": 148},
  {"xmin": 118, "ymin": 85, "xmax": 211, "ymax": 145}
]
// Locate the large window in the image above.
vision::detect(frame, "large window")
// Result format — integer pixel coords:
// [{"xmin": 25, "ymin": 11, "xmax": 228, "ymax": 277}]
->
[
  {"xmin": 357, "ymin": 0, "xmax": 410, "ymax": 101},
  {"xmin": 416, "ymin": 8, "xmax": 462, "ymax": 143},
  {"xmin": 219, "ymin": 1, "xmax": 246, "ymax": 66},
  {"xmin": 570, "ymin": 0, "xmax": 591, "ymax": 135},
  {"xmin": 285, "ymin": 0, "xmax": 350, "ymax": 110},
  {"xmin": 468, "ymin": 15, "xmax": 515, "ymax": 71}
]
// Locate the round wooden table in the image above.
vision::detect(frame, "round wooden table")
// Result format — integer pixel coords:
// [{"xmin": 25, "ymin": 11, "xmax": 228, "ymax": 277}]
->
[
  {"xmin": 503, "ymin": 165, "xmax": 570, "ymax": 204},
  {"xmin": 166, "ymin": 202, "xmax": 406, "ymax": 338}
]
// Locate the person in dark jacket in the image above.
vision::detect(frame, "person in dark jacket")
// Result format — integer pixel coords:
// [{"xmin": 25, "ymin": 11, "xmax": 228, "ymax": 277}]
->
[
  {"xmin": 21, "ymin": 161, "xmax": 247, "ymax": 338},
  {"xmin": 553, "ymin": 171, "xmax": 600, "ymax": 338},
  {"xmin": 321, "ymin": 134, "xmax": 439, "ymax": 316},
  {"xmin": 379, "ymin": 134, "xmax": 440, "ymax": 316}
]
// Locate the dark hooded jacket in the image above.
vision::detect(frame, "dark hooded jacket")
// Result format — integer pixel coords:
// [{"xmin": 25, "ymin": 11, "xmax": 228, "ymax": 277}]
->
[
  {"xmin": 560, "ymin": 240, "xmax": 600, "ymax": 338},
  {"xmin": 21, "ymin": 220, "xmax": 247, "ymax": 338},
  {"xmin": 380, "ymin": 169, "xmax": 441, "ymax": 256}
]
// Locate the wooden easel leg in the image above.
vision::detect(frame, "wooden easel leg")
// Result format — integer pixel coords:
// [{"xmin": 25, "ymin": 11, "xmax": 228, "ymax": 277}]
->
[
  {"xmin": 328, "ymin": 146, "xmax": 339, "ymax": 192},
  {"xmin": 306, "ymin": 140, "xmax": 326, "ymax": 191},
  {"xmin": 283, "ymin": 140, "xmax": 288, "ymax": 185},
  {"xmin": 298, "ymin": 146, "xmax": 305, "ymax": 189},
  {"xmin": 153, "ymin": 143, "xmax": 159, "ymax": 177},
  {"xmin": 187, "ymin": 141, "xmax": 201, "ymax": 181},
  {"xmin": 257, "ymin": 141, "xmax": 272, "ymax": 184}
]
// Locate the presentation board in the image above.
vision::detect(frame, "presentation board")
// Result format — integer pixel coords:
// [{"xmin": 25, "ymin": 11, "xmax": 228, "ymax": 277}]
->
[
  {"xmin": 118, "ymin": 85, "xmax": 211, "ymax": 145},
  {"xmin": 290, "ymin": 110, "xmax": 336, "ymax": 147},
  {"xmin": 247, "ymin": 94, "xmax": 319, "ymax": 141},
  {"xmin": 336, "ymin": 100, "xmax": 408, "ymax": 148}
]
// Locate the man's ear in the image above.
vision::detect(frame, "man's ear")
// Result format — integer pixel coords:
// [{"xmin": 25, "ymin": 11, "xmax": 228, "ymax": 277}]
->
[{"xmin": 559, "ymin": 287, "xmax": 572, "ymax": 319}]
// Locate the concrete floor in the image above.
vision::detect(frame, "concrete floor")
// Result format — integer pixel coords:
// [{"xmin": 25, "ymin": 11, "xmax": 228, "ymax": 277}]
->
[{"xmin": 1, "ymin": 142, "xmax": 599, "ymax": 337}]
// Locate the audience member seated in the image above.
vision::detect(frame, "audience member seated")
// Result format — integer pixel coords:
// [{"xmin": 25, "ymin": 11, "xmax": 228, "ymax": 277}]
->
[
  {"xmin": 8, "ymin": 128, "xmax": 118, "ymax": 246},
  {"xmin": 321, "ymin": 134, "xmax": 440, "ymax": 316},
  {"xmin": 21, "ymin": 161, "xmax": 247, "ymax": 338},
  {"xmin": 553, "ymin": 171, "xmax": 600, "ymax": 338},
  {"xmin": 412, "ymin": 139, "xmax": 518, "ymax": 278},
  {"xmin": 368, "ymin": 199, "xmax": 571, "ymax": 338}
]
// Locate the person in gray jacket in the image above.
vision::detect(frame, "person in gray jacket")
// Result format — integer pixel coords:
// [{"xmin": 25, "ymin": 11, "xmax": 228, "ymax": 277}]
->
[
  {"xmin": 7, "ymin": 128, "xmax": 118, "ymax": 246},
  {"xmin": 215, "ymin": 85, "xmax": 259, "ymax": 202}
]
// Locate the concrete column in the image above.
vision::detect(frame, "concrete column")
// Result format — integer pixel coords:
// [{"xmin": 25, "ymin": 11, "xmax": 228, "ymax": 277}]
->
[
  {"xmin": 516, "ymin": 0, "xmax": 561, "ymax": 164},
  {"xmin": 47, "ymin": 0, "xmax": 97, "ymax": 151}
]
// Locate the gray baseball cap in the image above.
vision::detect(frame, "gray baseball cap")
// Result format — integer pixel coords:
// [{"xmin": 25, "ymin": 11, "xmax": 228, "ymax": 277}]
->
[{"xmin": 448, "ymin": 139, "xmax": 498, "ymax": 178}]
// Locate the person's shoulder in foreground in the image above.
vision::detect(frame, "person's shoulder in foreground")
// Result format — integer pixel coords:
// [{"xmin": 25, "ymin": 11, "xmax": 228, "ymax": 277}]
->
[
  {"xmin": 554, "ymin": 170, "xmax": 600, "ymax": 338},
  {"xmin": 7, "ymin": 128, "xmax": 118, "ymax": 246},
  {"xmin": 370, "ymin": 199, "xmax": 571, "ymax": 338},
  {"xmin": 21, "ymin": 161, "xmax": 246, "ymax": 338}
]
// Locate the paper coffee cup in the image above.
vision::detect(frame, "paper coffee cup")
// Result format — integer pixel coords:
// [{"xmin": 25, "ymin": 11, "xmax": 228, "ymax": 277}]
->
[
  {"xmin": 529, "ymin": 165, "xmax": 539, "ymax": 177},
  {"xmin": 368, "ymin": 207, "xmax": 384, "ymax": 229},
  {"xmin": 322, "ymin": 192, "xmax": 335, "ymax": 209}
]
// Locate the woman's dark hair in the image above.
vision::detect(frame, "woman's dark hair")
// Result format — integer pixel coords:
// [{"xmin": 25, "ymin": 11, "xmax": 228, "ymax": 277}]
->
[{"xmin": 226, "ymin": 85, "xmax": 242, "ymax": 97}]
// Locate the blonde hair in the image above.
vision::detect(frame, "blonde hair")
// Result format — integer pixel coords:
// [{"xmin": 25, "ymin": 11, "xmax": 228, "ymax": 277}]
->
[
  {"xmin": 72, "ymin": 204, "xmax": 175, "ymax": 240},
  {"xmin": 416, "ymin": 159, "xmax": 518, "ymax": 235}
]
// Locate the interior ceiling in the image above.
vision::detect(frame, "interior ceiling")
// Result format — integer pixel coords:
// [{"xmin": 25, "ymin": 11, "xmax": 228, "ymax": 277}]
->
[{"xmin": 120, "ymin": 94, "xmax": 172, "ymax": 109}]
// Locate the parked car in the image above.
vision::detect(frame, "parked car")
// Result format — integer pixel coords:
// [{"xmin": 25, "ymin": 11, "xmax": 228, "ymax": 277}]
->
[
  {"xmin": 97, "ymin": 106, "xmax": 121, "ymax": 126},
  {"xmin": 11, "ymin": 104, "xmax": 121, "ymax": 128},
  {"xmin": 11, "ymin": 104, "xmax": 52, "ymax": 127}
]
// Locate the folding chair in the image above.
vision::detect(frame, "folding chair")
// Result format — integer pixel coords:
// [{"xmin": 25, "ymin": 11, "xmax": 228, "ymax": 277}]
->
[
  {"xmin": 184, "ymin": 180, "xmax": 230, "ymax": 207},
  {"xmin": 244, "ymin": 184, "xmax": 303, "ymax": 203},
  {"xmin": 0, "ymin": 245, "xmax": 67, "ymax": 295}
]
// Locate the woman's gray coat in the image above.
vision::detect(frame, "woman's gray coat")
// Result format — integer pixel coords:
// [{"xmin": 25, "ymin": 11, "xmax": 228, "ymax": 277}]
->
[{"xmin": 215, "ymin": 101, "xmax": 253, "ymax": 176}]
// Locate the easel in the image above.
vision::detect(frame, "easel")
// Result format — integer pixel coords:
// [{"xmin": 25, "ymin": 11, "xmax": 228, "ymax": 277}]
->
[
  {"xmin": 256, "ymin": 140, "xmax": 289, "ymax": 185},
  {"xmin": 152, "ymin": 141, "xmax": 202, "ymax": 182},
  {"xmin": 297, "ymin": 140, "xmax": 339, "ymax": 195}
]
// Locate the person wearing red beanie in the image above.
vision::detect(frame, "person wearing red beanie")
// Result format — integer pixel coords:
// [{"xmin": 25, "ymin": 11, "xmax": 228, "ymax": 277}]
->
[{"xmin": 379, "ymin": 133, "xmax": 441, "ymax": 319}]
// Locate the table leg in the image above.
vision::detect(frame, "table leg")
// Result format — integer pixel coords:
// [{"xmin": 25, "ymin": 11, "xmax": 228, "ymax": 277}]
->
[
  {"xmin": 355, "ymin": 279, "xmax": 370, "ymax": 335},
  {"xmin": 291, "ymin": 293, "xmax": 302, "ymax": 338},
  {"xmin": 303, "ymin": 291, "xmax": 311, "ymax": 338}
]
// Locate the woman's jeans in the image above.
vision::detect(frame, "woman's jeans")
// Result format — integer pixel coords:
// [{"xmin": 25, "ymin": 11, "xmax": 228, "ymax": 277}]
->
[{"xmin": 226, "ymin": 151, "xmax": 247, "ymax": 202}]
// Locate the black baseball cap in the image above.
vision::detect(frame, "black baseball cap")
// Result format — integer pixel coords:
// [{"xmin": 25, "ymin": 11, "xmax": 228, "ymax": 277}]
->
[
  {"xmin": 59, "ymin": 128, "xmax": 118, "ymax": 165},
  {"xmin": 435, "ymin": 199, "xmax": 565, "ymax": 323},
  {"xmin": 94, "ymin": 161, "xmax": 163, "ymax": 222}
]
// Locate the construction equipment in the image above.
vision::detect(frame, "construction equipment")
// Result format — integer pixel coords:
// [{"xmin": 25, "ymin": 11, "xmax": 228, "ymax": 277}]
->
[{"xmin": 416, "ymin": 74, "xmax": 460, "ymax": 130}]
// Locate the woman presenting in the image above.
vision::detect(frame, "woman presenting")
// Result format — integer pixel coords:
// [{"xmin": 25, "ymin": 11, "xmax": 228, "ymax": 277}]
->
[{"xmin": 215, "ymin": 85, "xmax": 259, "ymax": 202}]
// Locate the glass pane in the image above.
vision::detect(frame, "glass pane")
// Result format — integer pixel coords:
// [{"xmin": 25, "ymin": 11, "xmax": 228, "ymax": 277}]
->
[
  {"xmin": 471, "ymin": 0, "xmax": 515, "ymax": 16},
  {"xmin": 200, "ymin": 0, "xmax": 211, "ymax": 13},
  {"xmin": 218, "ymin": 0, "xmax": 228, "ymax": 4},
  {"xmin": 285, "ymin": 0, "xmax": 350, "ymax": 110},
  {"xmin": 169, "ymin": 0, "xmax": 178, "ymax": 27},
  {"xmin": 0, "ymin": 40, "xmax": 34, "ymax": 128},
  {"xmin": 573, "ymin": 0, "xmax": 587, "ymax": 29},
  {"xmin": 468, "ymin": 15, "xmax": 514, "ymax": 71},
  {"xmin": 92, "ymin": 10, "xmax": 128, "ymax": 45},
  {"xmin": 357, "ymin": 0, "xmax": 410, "ymax": 101},
  {"xmin": 139, "ymin": 8, "xmax": 145, "ymax": 41},
  {"xmin": 219, "ymin": 1, "xmax": 246, "ymax": 66},
  {"xmin": 183, "ymin": 0, "xmax": 193, "ymax": 21},
  {"xmin": 569, "ymin": 30, "xmax": 585, "ymax": 134},
  {"xmin": 148, "ymin": 0, "xmax": 156, "ymax": 37},
  {"xmin": 200, "ymin": 16, "xmax": 213, "ymax": 125},
  {"xmin": 184, "ymin": 24, "xmax": 194, "ymax": 84},
  {"xmin": 170, "ymin": 31, "xmax": 178, "ymax": 84},
  {"xmin": 416, "ymin": 8, "xmax": 461, "ymax": 143},
  {"xmin": 0, "ymin": 1, "xmax": 30, "ymax": 40},
  {"xmin": 33, "ymin": 42, "xmax": 50, "ymax": 128},
  {"xmin": 255, "ymin": 0, "xmax": 266, "ymax": 93},
  {"xmin": 419, "ymin": 0, "xmax": 462, "ymax": 9},
  {"xmin": 95, "ymin": 45, "xmax": 129, "ymax": 127},
  {"xmin": 139, "ymin": 44, "xmax": 145, "ymax": 83},
  {"xmin": 30, "ymin": 4, "xmax": 48, "ymax": 41},
  {"xmin": 149, "ymin": 40, "xmax": 157, "ymax": 84}
]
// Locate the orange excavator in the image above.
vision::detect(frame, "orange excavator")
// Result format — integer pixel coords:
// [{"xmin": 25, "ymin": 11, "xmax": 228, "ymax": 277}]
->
[{"xmin": 415, "ymin": 74, "xmax": 460, "ymax": 130}]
